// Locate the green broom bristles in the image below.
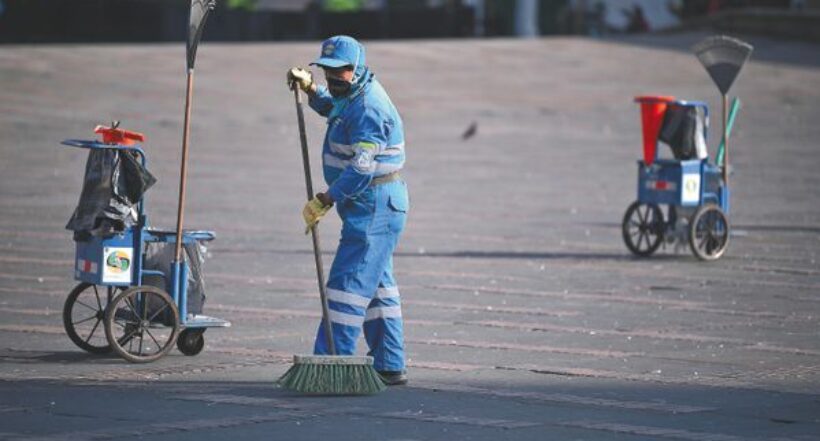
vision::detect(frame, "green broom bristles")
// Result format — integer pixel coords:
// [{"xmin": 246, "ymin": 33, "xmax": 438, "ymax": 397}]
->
[{"xmin": 277, "ymin": 355, "xmax": 386, "ymax": 395}]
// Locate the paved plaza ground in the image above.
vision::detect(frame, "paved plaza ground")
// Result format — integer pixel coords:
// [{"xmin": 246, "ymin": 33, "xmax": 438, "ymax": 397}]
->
[{"xmin": 1, "ymin": 32, "xmax": 819, "ymax": 440}]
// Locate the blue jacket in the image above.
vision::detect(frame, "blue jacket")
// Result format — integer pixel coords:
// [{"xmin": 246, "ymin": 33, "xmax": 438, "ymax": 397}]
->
[{"xmin": 308, "ymin": 70, "xmax": 405, "ymax": 203}]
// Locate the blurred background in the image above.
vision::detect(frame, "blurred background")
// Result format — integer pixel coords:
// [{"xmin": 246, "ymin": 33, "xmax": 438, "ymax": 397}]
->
[{"xmin": 0, "ymin": 0, "xmax": 818, "ymax": 43}]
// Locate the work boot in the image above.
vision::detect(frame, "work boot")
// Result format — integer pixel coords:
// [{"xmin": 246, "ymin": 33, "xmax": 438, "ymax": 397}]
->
[{"xmin": 378, "ymin": 370, "xmax": 408, "ymax": 386}]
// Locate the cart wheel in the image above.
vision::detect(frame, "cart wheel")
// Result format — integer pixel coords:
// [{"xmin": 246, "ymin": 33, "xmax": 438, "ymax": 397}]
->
[
  {"xmin": 622, "ymin": 201, "xmax": 665, "ymax": 257},
  {"xmin": 104, "ymin": 285, "xmax": 180, "ymax": 363},
  {"xmin": 177, "ymin": 329, "xmax": 205, "ymax": 356},
  {"xmin": 689, "ymin": 204, "xmax": 730, "ymax": 261},
  {"xmin": 63, "ymin": 283, "xmax": 120, "ymax": 354}
]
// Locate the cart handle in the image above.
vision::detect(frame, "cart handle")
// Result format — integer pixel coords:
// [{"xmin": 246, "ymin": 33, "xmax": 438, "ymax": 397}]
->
[{"xmin": 61, "ymin": 139, "xmax": 146, "ymax": 163}]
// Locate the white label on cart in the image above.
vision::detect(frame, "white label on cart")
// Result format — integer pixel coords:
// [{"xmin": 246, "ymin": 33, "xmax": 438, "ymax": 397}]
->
[
  {"xmin": 102, "ymin": 247, "xmax": 132, "ymax": 284},
  {"xmin": 682, "ymin": 173, "xmax": 701, "ymax": 204}
]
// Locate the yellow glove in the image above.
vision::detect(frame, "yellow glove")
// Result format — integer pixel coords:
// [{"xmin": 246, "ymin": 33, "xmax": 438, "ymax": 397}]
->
[
  {"xmin": 302, "ymin": 196, "xmax": 332, "ymax": 234},
  {"xmin": 287, "ymin": 67, "xmax": 314, "ymax": 93}
]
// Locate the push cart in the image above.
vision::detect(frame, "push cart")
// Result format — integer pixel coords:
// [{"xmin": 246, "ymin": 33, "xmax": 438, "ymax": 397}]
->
[
  {"xmin": 622, "ymin": 97, "xmax": 729, "ymax": 260},
  {"xmin": 621, "ymin": 35, "xmax": 753, "ymax": 261},
  {"xmin": 61, "ymin": 126, "xmax": 229, "ymax": 363},
  {"xmin": 61, "ymin": 0, "xmax": 223, "ymax": 362}
]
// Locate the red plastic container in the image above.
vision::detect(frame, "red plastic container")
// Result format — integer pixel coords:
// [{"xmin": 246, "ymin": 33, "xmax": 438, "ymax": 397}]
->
[
  {"xmin": 94, "ymin": 125, "xmax": 145, "ymax": 146},
  {"xmin": 634, "ymin": 96, "xmax": 675, "ymax": 166}
]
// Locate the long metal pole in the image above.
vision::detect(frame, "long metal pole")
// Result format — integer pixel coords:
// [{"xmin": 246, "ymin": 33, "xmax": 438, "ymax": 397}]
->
[
  {"xmin": 174, "ymin": 69, "xmax": 194, "ymax": 263},
  {"xmin": 721, "ymin": 93, "xmax": 729, "ymax": 190},
  {"xmin": 293, "ymin": 86, "xmax": 336, "ymax": 356}
]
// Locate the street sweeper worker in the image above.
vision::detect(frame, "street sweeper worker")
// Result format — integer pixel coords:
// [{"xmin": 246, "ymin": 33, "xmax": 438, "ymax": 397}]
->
[{"xmin": 287, "ymin": 35, "xmax": 409, "ymax": 386}]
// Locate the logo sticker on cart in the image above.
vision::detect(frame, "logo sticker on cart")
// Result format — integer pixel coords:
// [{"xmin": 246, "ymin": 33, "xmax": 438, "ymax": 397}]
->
[
  {"xmin": 682, "ymin": 174, "xmax": 701, "ymax": 204},
  {"xmin": 102, "ymin": 247, "xmax": 132, "ymax": 283}
]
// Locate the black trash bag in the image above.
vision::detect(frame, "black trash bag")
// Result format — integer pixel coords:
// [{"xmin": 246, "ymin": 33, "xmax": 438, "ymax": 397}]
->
[
  {"xmin": 119, "ymin": 150, "xmax": 157, "ymax": 206},
  {"xmin": 659, "ymin": 105, "xmax": 698, "ymax": 160},
  {"xmin": 66, "ymin": 149, "xmax": 156, "ymax": 241},
  {"xmin": 142, "ymin": 241, "xmax": 207, "ymax": 316}
]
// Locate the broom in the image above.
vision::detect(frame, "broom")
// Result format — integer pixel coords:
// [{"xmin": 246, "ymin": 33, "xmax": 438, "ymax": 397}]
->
[{"xmin": 277, "ymin": 83, "xmax": 385, "ymax": 395}]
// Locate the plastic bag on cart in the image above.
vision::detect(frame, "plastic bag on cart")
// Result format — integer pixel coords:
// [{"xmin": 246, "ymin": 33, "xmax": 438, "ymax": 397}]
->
[
  {"xmin": 658, "ymin": 105, "xmax": 708, "ymax": 161},
  {"xmin": 142, "ymin": 241, "xmax": 206, "ymax": 316},
  {"xmin": 65, "ymin": 149, "xmax": 156, "ymax": 241}
]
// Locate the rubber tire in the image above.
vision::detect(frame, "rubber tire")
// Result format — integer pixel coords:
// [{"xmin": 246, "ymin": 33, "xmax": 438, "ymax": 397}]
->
[
  {"xmin": 104, "ymin": 285, "xmax": 180, "ymax": 363},
  {"xmin": 622, "ymin": 201, "xmax": 665, "ymax": 257},
  {"xmin": 63, "ymin": 283, "xmax": 113, "ymax": 354},
  {"xmin": 689, "ymin": 204, "xmax": 730, "ymax": 261},
  {"xmin": 177, "ymin": 329, "xmax": 205, "ymax": 356}
]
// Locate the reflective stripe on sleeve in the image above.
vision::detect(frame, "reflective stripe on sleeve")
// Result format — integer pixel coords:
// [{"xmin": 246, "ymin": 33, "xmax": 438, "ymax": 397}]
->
[
  {"xmin": 323, "ymin": 153, "xmax": 403, "ymax": 174},
  {"xmin": 330, "ymin": 141, "xmax": 404, "ymax": 157},
  {"xmin": 324, "ymin": 153, "xmax": 350, "ymax": 170},
  {"xmin": 380, "ymin": 142, "xmax": 405, "ymax": 156},
  {"xmin": 374, "ymin": 162, "xmax": 402, "ymax": 174},
  {"xmin": 329, "ymin": 141, "xmax": 355, "ymax": 156}
]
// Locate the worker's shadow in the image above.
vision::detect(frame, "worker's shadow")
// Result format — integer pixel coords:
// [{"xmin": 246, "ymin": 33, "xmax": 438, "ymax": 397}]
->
[
  {"xmin": 265, "ymin": 248, "xmax": 690, "ymax": 262},
  {"xmin": 393, "ymin": 250, "xmax": 633, "ymax": 261}
]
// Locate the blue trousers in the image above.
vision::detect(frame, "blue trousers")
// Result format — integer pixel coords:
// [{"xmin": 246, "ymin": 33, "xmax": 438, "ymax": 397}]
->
[{"xmin": 313, "ymin": 180, "xmax": 408, "ymax": 371}]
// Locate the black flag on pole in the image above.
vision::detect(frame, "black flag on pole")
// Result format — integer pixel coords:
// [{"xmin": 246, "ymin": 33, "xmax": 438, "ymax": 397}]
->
[
  {"xmin": 692, "ymin": 36, "xmax": 753, "ymax": 95},
  {"xmin": 187, "ymin": 0, "xmax": 217, "ymax": 70}
]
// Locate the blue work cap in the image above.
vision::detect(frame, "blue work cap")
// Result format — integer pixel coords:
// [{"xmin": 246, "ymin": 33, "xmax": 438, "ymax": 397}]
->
[{"xmin": 310, "ymin": 35, "xmax": 366, "ymax": 69}]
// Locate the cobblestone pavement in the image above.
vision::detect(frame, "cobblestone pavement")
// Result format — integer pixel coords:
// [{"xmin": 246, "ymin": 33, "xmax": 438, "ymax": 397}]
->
[{"xmin": 1, "ymin": 33, "xmax": 819, "ymax": 440}]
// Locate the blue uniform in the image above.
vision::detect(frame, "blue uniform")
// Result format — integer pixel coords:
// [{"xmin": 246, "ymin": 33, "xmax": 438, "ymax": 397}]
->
[{"xmin": 308, "ymin": 68, "xmax": 408, "ymax": 372}]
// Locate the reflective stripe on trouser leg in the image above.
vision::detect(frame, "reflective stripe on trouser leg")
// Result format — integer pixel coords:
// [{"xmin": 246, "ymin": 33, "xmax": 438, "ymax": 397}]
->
[
  {"xmin": 364, "ymin": 267, "xmax": 405, "ymax": 371},
  {"xmin": 313, "ymin": 289, "xmax": 369, "ymax": 355}
]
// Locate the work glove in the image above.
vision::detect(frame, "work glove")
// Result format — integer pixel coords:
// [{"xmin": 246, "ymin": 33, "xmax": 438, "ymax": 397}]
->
[
  {"xmin": 302, "ymin": 194, "xmax": 332, "ymax": 234},
  {"xmin": 287, "ymin": 67, "xmax": 314, "ymax": 93}
]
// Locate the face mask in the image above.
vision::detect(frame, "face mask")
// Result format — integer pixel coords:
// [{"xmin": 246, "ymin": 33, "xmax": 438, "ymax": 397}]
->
[{"xmin": 327, "ymin": 76, "xmax": 352, "ymax": 97}]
